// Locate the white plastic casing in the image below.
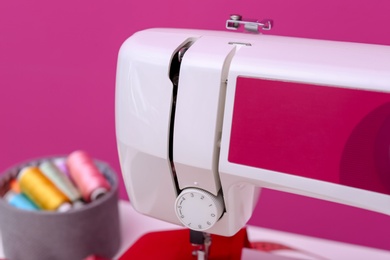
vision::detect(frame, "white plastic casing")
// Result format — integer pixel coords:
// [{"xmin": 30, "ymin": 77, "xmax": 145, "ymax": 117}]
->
[
  {"xmin": 174, "ymin": 36, "xmax": 236, "ymax": 195},
  {"xmin": 116, "ymin": 30, "xmax": 198, "ymax": 224},
  {"xmin": 116, "ymin": 28, "xmax": 390, "ymax": 236}
]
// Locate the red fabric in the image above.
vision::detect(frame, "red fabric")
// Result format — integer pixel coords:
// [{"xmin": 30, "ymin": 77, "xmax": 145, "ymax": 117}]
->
[{"xmin": 119, "ymin": 228, "xmax": 250, "ymax": 260}]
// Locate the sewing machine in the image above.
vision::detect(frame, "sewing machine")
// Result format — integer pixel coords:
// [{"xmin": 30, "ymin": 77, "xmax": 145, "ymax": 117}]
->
[{"xmin": 115, "ymin": 19, "xmax": 390, "ymax": 258}]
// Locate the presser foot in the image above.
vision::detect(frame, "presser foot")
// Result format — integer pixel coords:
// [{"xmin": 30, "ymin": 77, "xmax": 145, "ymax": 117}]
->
[{"xmin": 190, "ymin": 230, "xmax": 211, "ymax": 260}]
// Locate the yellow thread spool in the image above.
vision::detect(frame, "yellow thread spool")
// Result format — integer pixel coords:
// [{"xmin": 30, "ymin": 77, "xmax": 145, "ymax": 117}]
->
[{"xmin": 18, "ymin": 167, "xmax": 71, "ymax": 211}]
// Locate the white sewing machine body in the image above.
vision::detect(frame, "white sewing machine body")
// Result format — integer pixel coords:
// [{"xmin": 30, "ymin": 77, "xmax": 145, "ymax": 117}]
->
[{"xmin": 116, "ymin": 28, "xmax": 390, "ymax": 236}]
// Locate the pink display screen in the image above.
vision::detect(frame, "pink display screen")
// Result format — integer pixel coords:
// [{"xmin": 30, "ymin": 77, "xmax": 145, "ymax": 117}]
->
[{"xmin": 229, "ymin": 77, "xmax": 390, "ymax": 195}]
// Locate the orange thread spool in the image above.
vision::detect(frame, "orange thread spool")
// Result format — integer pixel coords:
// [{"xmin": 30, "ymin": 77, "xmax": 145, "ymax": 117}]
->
[{"xmin": 9, "ymin": 178, "xmax": 21, "ymax": 193}]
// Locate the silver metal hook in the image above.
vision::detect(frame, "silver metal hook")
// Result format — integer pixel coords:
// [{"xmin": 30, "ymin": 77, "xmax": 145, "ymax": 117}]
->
[{"xmin": 226, "ymin": 14, "xmax": 273, "ymax": 33}]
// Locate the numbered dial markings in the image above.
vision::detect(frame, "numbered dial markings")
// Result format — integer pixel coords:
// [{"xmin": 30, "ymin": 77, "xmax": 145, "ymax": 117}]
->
[{"xmin": 175, "ymin": 188, "xmax": 224, "ymax": 231}]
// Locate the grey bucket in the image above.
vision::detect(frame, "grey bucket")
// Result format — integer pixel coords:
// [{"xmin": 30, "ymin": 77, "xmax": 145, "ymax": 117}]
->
[{"xmin": 0, "ymin": 157, "xmax": 121, "ymax": 260}]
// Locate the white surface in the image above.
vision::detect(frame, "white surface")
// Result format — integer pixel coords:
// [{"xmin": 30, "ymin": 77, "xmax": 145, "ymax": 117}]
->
[
  {"xmin": 1, "ymin": 201, "xmax": 390, "ymax": 259},
  {"xmin": 246, "ymin": 226, "xmax": 390, "ymax": 260}
]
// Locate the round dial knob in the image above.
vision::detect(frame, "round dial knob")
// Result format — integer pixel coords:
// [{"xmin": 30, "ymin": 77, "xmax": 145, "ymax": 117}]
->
[{"xmin": 174, "ymin": 188, "xmax": 224, "ymax": 231}]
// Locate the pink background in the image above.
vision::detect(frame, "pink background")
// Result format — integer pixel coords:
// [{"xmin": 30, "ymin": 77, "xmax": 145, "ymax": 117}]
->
[
  {"xmin": 230, "ymin": 78, "xmax": 390, "ymax": 195},
  {"xmin": 1, "ymin": 0, "xmax": 390, "ymax": 251}
]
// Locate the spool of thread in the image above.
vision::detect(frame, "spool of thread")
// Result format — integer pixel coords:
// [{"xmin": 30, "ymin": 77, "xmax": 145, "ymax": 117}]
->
[
  {"xmin": 67, "ymin": 151, "xmax": 110, "ymax": 202},
  {"xmin": 18, "ymin": 166, "xmax": 71, "ymax": 212},
  {"xmin": 39, "ymin": 161, "xmax": 82, "ymax": 203},
  {"xmin": 53, "ymin": 158, "xmax": 82, "ymax": 207},
  {"xmin": 9, "ymin": 178, "xmax": 21, "ymax": 193},
  {"xmin": 53, "ymin": 158, "xmax": 71, "ymax": 179},
  {"xmin": 4, "ymin": 190, "xmax": 39, "ymax": 211}
]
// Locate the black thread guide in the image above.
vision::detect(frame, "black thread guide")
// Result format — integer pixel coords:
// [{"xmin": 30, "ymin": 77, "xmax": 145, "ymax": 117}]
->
[{"xmin": 168, "ymin": 41, "xmax": 194, "ymax": 194}]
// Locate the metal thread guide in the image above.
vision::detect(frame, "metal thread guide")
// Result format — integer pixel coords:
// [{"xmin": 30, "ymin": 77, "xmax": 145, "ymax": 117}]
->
[{"xmin": 226, "ymin": 14, "xmax": 273, "ymax": 33}]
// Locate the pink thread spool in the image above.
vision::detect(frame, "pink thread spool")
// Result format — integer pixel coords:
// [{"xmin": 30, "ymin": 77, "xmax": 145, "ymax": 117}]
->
[{"xmin": 67, "ymin": 151, "xmax": 111, "ymax": 202}]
